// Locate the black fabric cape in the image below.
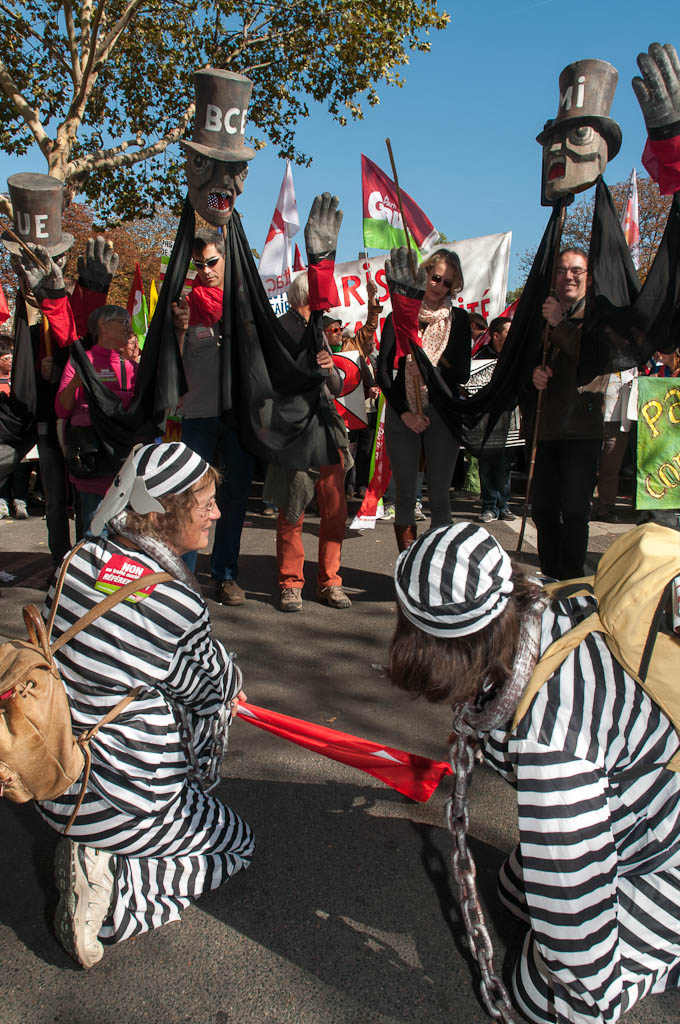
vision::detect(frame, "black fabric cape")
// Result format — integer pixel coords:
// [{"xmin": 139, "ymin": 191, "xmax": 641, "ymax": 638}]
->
[
  {"xmin": 0, "ymin": 293, "xmax": 37, "ymax": 455},
  {"xmin": 69, "ymin": 197, "xmax": 337, "ymax": 471}
]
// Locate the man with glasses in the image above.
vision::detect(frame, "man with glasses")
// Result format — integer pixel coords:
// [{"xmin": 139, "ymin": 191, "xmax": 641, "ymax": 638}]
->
[
  {"xmin": 527, "ymin": 247, "xmax": 607, "ymax": 579},
  {"xmin": 172, "ymin": 229, "xmax": 255, "ymax": 606}
]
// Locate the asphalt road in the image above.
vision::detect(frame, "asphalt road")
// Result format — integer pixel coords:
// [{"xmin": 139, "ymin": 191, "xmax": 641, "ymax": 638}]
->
[{"xmin": 1, "ymin": 490, "xmax": 678, "ymax": 1024}]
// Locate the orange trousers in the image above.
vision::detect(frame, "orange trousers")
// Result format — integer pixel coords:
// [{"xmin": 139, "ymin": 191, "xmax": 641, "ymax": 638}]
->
[{"xmin": 277, "ymin": 461, "xmax": 347, "ymax": 590}]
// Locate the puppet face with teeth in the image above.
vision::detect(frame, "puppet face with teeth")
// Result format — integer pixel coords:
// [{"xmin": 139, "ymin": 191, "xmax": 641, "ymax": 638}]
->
[
  {"xmin": 185, "ymin": 152, "xmax": 249, "ymax": 227},
  {"xmin": 541, "ymin": 122, "xmax": 609, "ymax": 203}
]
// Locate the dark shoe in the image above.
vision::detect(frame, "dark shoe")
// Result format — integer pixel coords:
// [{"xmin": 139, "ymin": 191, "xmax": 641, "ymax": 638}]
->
[
  {"xmin": 394, "ymin": 523, "xmax": 417, "ymax": 553},
  {"xmin": 280, "ymin": 587, "xmax": 302, "ymax": 612},
  {"xmin": 317, "ymin": 585, "xmax": 351, "ymax": 609},
  {"xmin": 592, "ymin": 508, "xmax": 619, "ymax": 523},
  {"xmin": 499, "ymin": 509, "xmax": 516, "ymax": 522},
  {"xmin": 216, "ymin": 579, "xmax": 246, "ymax": 605},
  {"xmin": 54, "ymin": 840, "xmax": 114, "ymax": 969}
]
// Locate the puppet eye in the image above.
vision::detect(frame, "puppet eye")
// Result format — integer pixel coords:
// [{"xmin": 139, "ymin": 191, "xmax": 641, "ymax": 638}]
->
[
  {"xmin": 568, "ymin": 125, "xmax": 594, "ymax": 146},
  {"xmin": 187, "ymin": 152, "xmax": 213, "ymax": 180}
]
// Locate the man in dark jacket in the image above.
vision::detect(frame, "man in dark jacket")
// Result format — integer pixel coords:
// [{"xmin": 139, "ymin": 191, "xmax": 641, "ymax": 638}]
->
[{"xmin": 526, "ymin": 247, "xmax": 607, "ymax": 579}]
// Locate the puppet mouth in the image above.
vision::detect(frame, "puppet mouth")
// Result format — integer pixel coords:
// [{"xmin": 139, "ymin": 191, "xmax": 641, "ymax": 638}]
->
[
  {"xmin": 547, "ymin": 160, "xmax": 565, "ymax": 181},
  {"xmin": 208, "ymin": 191, "xmax": 234, "ymax": 212}
]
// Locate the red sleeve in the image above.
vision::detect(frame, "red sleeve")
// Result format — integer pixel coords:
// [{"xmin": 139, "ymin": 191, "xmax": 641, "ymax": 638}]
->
[
  {"xmin": 41, "ymin": 294, "xmax": 78, "ymax": 347},
  {"xmin": 308, "ymin": 259, "xmax": 340, "ymax": 310},
  {"xmin": 642, "ymin": 136, "xmax": 680, "ymax": 196},
  {"xmin": 390, "ymin": 293, "xmax": 422, "ymax": 359},
  {"xmin": 69, "ymin": 281, "xmax": 107, "ymax": 338}
]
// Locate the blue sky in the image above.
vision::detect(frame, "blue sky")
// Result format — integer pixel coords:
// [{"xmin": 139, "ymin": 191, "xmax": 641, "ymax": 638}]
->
[{"xmin": 0, "ymin": 0, "xmax": 676, "ymax": 289}]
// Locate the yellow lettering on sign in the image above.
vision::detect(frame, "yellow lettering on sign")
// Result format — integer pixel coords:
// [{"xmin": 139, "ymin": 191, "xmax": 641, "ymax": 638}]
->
[
  {"xmin": 658, "ymin": 462, "xmax": 680, "ymax": 489},
  {"xmin": 645, "ymin": 474, "xmax": 667, "ymax": 499},
  {"xmin": 666, "ymin": 387, "xmax": 680, "ymax": 425},
  {"xmin": 641, "ymin": 399, "xmax": 663, "ymax": 438}
]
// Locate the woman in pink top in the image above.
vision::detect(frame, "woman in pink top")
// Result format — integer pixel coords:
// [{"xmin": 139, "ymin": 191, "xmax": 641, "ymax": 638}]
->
[{"xmin": 57, "ymin": 305, "xmax": 137, "ymax": 536}]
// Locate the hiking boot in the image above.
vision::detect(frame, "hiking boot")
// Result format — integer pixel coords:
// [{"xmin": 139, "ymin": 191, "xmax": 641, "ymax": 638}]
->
[
  {"xmin": 317, "ymin": 585, "xmax": 351, "ymax": 609},
  {"xmin": 0, "ymin": 499, "xmax": 9, "ymax": 519},
  {"xmin": 394, "ymin": 523, "xmax": 417, "ymax": 553},
  {"xmin": 216, "ymin": 579, "xmax": 246, "ymax": 605},
  {"xmin": 12, "ymin": 499, "xmax": 28, "ymax": 519},
  {"xmin": 279, "ymin": 587, "xmax": 302, "ymax": 612},
  {"xmin": 499, "ymin": 509, "xmax": 516, "ymax": 522},
  {"xmin": 54, "ymin": 839, "xmax": 114, "ymax": 969}
]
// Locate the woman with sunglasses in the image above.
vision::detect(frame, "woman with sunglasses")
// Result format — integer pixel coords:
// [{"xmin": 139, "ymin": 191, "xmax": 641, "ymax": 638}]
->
[
  {"xmin": 377, "ymin": 248, "xmax": 471, "ymax": 551},
  {"xmin": 38, "ymin": 442, "xmax": 254, "ymax": 969}
]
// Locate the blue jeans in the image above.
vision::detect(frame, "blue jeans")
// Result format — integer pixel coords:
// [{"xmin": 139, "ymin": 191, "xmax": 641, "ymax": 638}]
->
[
  {"xmin": 181, "ymin": 417, "xmax": 255, "ymax": 581},
  {"xmin": 479, "ymin": 451, "xmax": 513, "ymax": 515}
]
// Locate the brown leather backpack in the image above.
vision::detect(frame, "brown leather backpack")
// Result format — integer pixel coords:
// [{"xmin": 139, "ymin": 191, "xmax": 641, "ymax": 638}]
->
[{"xmin": 0, "ymin": 540, "xmax": 170, "ymax": 831}]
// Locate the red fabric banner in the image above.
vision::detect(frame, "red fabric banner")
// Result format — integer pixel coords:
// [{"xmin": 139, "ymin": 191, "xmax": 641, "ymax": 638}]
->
[
  {"xmin": 0, "ymin": 282, "xmax": 9, "ymax": 325},
  {"xmin": 236, "ymin": 701, "xmax": 452, "ymax": 802},
  {"xmin": 642, "ymin": 135, "xmax": 680, "ymax": 196},
  {"xmin": 390, "ymin": 292, "xmax": 422, "ymax": 359},
  {"xmin": 308, "ymin": 258, "xmax": 340, "ymax": 310}
]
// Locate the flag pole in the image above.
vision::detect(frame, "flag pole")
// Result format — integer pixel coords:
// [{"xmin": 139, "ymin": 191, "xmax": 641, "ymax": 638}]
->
[
  {"xmin": 385, "ymin": 138, "xmax": 423, "ymax": 416},
  {"xmin": 0, "ymin": 221, "xmax": 48, "ymax": 272},
  {"xmin": 517, "ymin": 198, "xmax": 568, "ymax": 553}
]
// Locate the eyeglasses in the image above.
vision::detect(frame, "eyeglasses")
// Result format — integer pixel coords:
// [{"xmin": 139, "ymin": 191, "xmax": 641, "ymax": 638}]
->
[
  {"xmin": 556, "ymin": 267, "xmax": 587, "ymax": 277},
  {"xmin": 326, "ymin": 325, "xmax": 342, "ymax": 334},
  {"xmin": 431, "ymin": 273, "xmax": 454, "ymax": 288},
  {"xmin": 192, "ymin": 256, "xmax": 222, "ymax": 270},
  {"xmin": 193, "ymin": 497, "xmax": 218, "ymax": 517}
]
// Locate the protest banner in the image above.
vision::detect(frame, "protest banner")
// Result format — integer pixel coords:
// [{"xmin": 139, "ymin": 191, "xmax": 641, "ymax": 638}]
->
[
  {"xmin": 332, "ymin": 349, "xmax": 368, "ymax": 429},
  {"xmin": 636, "ymin": 376, "xmax": 680, "ymax": 509}
]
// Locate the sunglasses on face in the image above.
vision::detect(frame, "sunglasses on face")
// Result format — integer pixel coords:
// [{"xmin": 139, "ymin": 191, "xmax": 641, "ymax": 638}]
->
[
  {"xmin": 327, "ymin": 325, "xmax": 342, "ymax": 334},
  {"xmin": 193, "ymin": 256, "xmax": 222, "ymax": 270},
  {"xmin": 430, "ymin": 273, "xmax": 454, "ymax": 288}
]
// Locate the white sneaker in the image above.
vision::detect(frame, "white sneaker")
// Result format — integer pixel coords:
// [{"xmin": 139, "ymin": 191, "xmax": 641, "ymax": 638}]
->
[
  {"xmin": 380, "ymin": 503, "xmax": 395, "ymax": 521},
  {"xmin": 414, "ymin": 500, "xmax": 426, "ymax": 522},
  {"xmin": 54, "ymin": 839, "xmax": 114, "ymax": 968},
  {"xmin": 0, "ymin": 499, "xmax": 9, "ymax": 519},
  {"xmin": 12, "ymin": 499, "xmax": 28, "ymax": 519}
]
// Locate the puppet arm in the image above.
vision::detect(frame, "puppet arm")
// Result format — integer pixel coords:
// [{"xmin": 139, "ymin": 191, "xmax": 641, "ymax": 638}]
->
[
  {"xmin": 384, "ymin": 246, "xmax": 426, "ymax": 359},
  {"xmin": 633, "ymin": 42, "xmax": 680, "ymax": 194},
  {"xmin": 304, "ymin": 192, "xmax": 343, "ymax": 310}
]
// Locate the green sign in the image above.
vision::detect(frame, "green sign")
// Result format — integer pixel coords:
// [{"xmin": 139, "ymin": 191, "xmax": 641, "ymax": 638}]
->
[{"xmin": 636, "ymin": 376, "xmax": 680, "ymax": 509}]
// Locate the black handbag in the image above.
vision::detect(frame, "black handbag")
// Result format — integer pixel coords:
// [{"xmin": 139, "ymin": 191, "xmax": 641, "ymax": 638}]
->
[{"xmin": 63, "ymin": 424, "xmax": 113, "ymax": 478}]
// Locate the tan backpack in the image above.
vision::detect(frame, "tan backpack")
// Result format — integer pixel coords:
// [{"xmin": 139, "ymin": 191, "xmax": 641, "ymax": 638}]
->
[
  {"xmin": 513, "ymin": 523, "xmax": 680, "ymax": 768},
  {"xmin": 0, "ymin": 540, "xmax": 170, "ymax": 829}
]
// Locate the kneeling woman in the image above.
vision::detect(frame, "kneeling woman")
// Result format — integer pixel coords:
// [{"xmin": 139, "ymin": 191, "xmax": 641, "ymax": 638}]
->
[
  {"xmin": 39, "ymin": 442, "xmax": 254, "ymax": 968},
  {"xmin": 389, "ymin": 523, "xmax": 680, "ymax": 1024}
]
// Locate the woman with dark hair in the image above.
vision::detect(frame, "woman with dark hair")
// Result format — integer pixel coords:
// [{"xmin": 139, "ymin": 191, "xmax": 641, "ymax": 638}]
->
[
  {"xmin": 377, "ymin": 248, "xmax": 471, "ymax": 551},
  {"xmin": 389, "ymin": 522, "xmax": 680, "ymax": 1024},
  {"xmin": 39, "ymin": 442, "xmax": 254, "ymax": 969}
]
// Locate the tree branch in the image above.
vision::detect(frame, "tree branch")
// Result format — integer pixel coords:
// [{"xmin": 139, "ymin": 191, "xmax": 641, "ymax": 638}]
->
[
  {"xmin": 0, "ymin": 59, "xmax": 51, "ymax": 155},
  {"xmin": 62, "ymin": 0, "xmax": 81, "ymax": 86},
  {"xmin": 0, "ymin": 0, "xmax": 72, "ymax": 76},
  {"xmin": 66, "ymin": 103, "xmax": 195, "ymax": 183}
]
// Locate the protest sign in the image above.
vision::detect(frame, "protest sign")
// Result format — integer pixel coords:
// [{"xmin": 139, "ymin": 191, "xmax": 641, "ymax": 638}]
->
[{"xmin": 636, "ymin": 376, "xmax": 680, "ymax": 509}]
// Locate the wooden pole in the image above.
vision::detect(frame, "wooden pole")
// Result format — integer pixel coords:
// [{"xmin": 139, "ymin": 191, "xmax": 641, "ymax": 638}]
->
[
  {"xmin": 0, "ymin": 221, "xmax": 48, "ymax": 272},
  {"xmin": 516, "ymin": 199, "xmax": 568, "ymax": 554},
  {"xmin": 385, "ymin": 137, "xmax": 423, "ymax": 415}
]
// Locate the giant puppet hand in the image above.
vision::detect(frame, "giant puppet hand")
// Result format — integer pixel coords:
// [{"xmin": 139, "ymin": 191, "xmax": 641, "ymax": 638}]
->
[
  {"xmin": 10, "ymin": 246, "xmax": 65, "ymax": 304},
  {"xmin": 304, "ymin": 192, "xmax": 343, "ymax": 264},
  {"xmin": 304, "ymin": 192, "xmax": 343, "ymax": 309},
  {"xmin": 384, "ymin": 246, "xmax": 427, "ymax": 302},
  {"xmin": 632, "ymin": 43, "xmax": 680, "ymax": 135},
  {"xmin": 77, "ymin": 235, "xmax": 119, "ymax": 293},
  {"xmin": 384, "ymin": 247, "xmax": 427, "ymax": 361}
]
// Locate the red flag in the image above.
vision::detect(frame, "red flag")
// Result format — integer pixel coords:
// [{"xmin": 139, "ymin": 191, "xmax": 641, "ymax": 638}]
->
[
  {"xmin": 293, "ymin": 243, "xmax": 305, "ymax": 271},
  {"xmin": 362, "ymin": 154, "xmax": 438, "ymax": 252},
  {"xmin": 0, "ymin": 282, "xmax": 9, "ymax": 325},
  {"xmin": 619, "ymin": 168, "xmax": 640, "ymax": 270},
  {"xmin": 471, "ymin": 297, "xmax": 519, "ymax": 356},
  {"xmin": 236, "ymin": 701, "xmax": 452, "ymax": 802}
]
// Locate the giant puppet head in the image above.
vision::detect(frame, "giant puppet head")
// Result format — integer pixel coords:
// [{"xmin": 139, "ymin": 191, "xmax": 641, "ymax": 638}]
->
[
  {"xmin": 181, "ymin": 68, "xmax": 256, "ymax": 227},
  {"xmin": 537, "ymin": 59, "xmax": 622, "ymax": 205}
]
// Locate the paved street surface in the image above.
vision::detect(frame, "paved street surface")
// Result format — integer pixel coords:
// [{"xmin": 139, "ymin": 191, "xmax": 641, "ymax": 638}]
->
[{"xmin": 1, "ymin": 487, "xmax": 678, "ymax": 1024}]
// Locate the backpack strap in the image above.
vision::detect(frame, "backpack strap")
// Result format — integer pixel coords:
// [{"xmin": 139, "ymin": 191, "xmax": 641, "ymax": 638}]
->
[{"xmin": 511, "ymin": 612, "xmax": 603, "ymax": 730}]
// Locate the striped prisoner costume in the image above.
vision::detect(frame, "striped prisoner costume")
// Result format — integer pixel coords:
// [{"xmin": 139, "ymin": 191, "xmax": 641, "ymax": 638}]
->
[
  {"xmin": 38, "ymin": 535, "xmax": 254, "ymax": 944},
  {"xmin": 482, "ymin": 595, "xmax": 680, "ymax": 1023}
]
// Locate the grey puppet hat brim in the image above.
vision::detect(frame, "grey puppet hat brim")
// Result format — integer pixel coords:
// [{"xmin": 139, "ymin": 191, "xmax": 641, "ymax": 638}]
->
[
  {"xmin": 181, "ymin": 139, "xmax": 256, "ymax": 163},
  {"xmin": 1, "ymin": 232, "xmax": 75, "ymax": 257},
  {"xmin": 536, "ymin": 115, "xmax": 622, "ymax": 160}
]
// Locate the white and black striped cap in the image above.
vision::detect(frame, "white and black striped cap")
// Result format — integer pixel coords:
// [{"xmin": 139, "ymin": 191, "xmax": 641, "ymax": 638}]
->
[
  {"xmin": 394, "ymin": 523, "xmax": 514, "ymax": 638},
  {"xmin": 133, "ymin": 442, "xmax": 209, "ymax": 499},
  {"xmin": 90, "ymin": 442, "xmax": 210, "ymax": 534}
]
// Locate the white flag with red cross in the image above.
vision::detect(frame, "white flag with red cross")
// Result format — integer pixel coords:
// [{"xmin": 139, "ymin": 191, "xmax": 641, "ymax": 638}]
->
[
  {"xmin": 620, "ymin": 168, "xmax": 640, "ymax": 270},
  {"xmin": 259, "ymin": 160, "xmax": 300, "ymax": 298}
]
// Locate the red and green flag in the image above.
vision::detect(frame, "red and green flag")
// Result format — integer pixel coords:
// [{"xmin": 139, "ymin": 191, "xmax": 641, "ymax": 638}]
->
[
  {"xmin": 361, "ymin": 154, "xmax": 439, "ymax": 253},
  {"xmin": 127, "ymin": 262, "xmax": 148, "ymax": 349}
]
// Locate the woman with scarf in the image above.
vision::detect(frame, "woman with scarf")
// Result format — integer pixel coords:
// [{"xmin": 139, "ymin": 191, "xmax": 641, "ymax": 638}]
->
[
  {"xmin": 38, "ymin": 442, "xmax": 254, "ymax": 969},
  {"xmin": 377, "ymin": 248, "xmax": 471, "ymax": 551},
  {"xmin": 388, "ymin": 522, "xmax": 680, "ymax": 1024}
]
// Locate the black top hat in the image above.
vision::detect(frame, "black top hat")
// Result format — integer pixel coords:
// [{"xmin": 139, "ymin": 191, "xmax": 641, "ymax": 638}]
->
[
  {"xmin": 536, "ymin": 59, "xmax": 622, "ymax": 160},
  {"xmin": 182, "ymin": 68, "xmax": 256, "ymax": 163},
  {"xmin": 2, "ymin": 173, "xmax": 74, "ymax": 256}
]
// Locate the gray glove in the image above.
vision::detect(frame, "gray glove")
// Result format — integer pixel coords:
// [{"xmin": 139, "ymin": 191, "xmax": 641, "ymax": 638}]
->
[
  {"xmin": 632, "ymin": 42, "xmax": 680, "ymax": 136},
  {"xmin": 304, "ymin": 193, "xmax": 343, "ymax": 263},
  {"xmin": 384, "ymin": 246, "xmax": 426, "ymax": 301},
  {"xmin": 10, "ymin": 247, "xmax": 65, "ymax": 304},
  {"xmin": 77, "ymin": 235, "xmax": 119, "ymax": 293}
]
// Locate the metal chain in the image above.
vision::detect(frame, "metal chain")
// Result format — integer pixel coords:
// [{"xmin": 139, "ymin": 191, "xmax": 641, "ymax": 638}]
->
[{"xmin": 445, "ymin": 725, "xmax": 518, "ymax": 1024}]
